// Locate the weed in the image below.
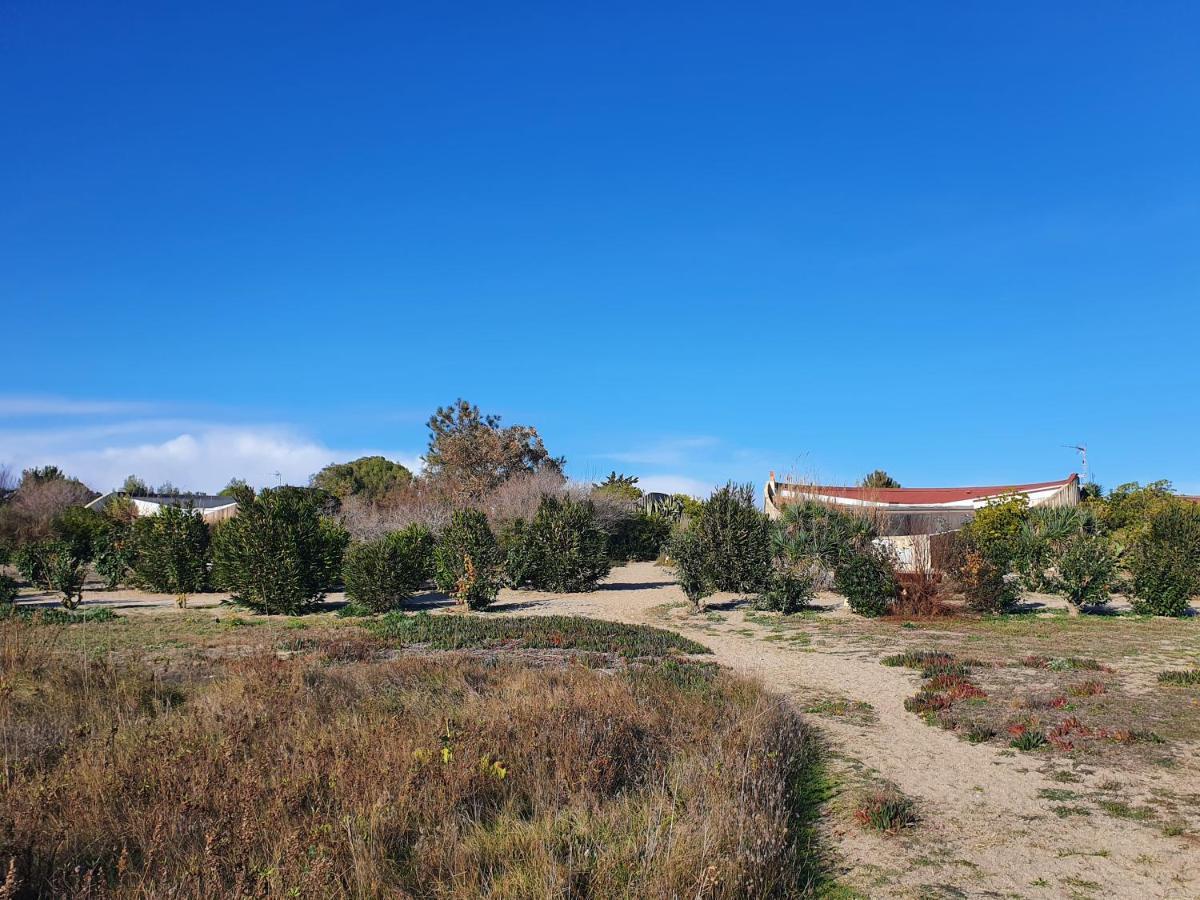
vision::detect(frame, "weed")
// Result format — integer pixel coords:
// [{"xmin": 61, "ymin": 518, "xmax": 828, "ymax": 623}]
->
[
  {"xmin": 1009, "ymin": 729, "xmax": 1048, "ymax": 752},
  {"xmin": 1157, "ymin": 669, "xmax": 1200, "ymax": 686},
  {"xmin": 853, "ymin": 788, "xmax": 917, "ymax": 833},
  {"xmin": 1067, "ymin": 680, "xmax": 1106, "ymax": 698},
  {"xmin": 1098, "ymin": 800, "xmax": 1155, "ymax": 821}
]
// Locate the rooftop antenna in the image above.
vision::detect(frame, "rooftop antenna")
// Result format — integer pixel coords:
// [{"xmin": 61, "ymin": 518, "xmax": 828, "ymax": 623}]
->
[
  {"xmin": 1063, "ymin": 444, "xmax": 1089, "ymax": 485},
  {"xmin": 274, "ymin": 471, "xmax": 282, "ymax": 487}
]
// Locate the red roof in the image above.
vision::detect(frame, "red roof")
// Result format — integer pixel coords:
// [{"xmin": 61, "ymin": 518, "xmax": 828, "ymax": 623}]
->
[{"xmin": 775, "ymin": 474, "xmax": 1078, "ymax": 507}]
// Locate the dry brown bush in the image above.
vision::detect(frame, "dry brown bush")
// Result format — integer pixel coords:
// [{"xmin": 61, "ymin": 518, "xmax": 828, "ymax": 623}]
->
[
  {"xmin": 0, "ymin": 476, "xmax": 96, "ymax": 548},
  {"xmin": 0, "ymin": 618, "xmax": 820, "ymax": 898}
]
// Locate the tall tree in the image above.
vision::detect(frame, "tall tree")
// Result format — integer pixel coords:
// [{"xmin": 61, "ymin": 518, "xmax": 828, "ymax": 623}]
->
[
  {"xmin": 311, "ymin": 456, "xmax": 413, "ymax": 501},
  {"xmin": 424, "ymin": 399, "xmax": 563, "ymax": 501}
]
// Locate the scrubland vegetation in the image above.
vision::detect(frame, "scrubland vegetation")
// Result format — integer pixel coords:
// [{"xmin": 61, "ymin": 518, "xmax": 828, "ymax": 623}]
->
[{"xmin": 0, "ymin": 612, "xmax": 823, "ymax": 898}]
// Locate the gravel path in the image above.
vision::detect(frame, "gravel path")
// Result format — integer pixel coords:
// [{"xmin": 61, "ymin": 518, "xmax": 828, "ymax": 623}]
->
[{"xmin": 494, "ymin": 562, "xmax": 1199, "ymax": 899}]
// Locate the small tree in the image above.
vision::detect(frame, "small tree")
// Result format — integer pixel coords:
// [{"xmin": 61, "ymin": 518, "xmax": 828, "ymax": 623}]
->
[
  {"xmin": 16, "ymin": 540, "xmax": 86, "ymax": 608},
  {"xmin": 51, "ymin": 506, "xmax": 111, "ymax": 562},
  {"xmin": 433, "ymin": 509, "xmax": 503, "ymax": 609},
  {"xmin": 95, "ymin": 520, "xmax": 136, "ymax": 589},
  {"xmin": 131, "ymin": 506, "xmax": 211, "ymax": 593},
  {"xmin": 311, "ymin": 456, "xmax": 413, "ymax": 501},
  {"xmin": 955, "ymin": 549, "xmax": 1020, "ymax": 613},
  {"xmin": 343, "ymin": 525, "xmax": 434, "ymax": 613},
  {"xmin": 1128, "ymin": 502, "xmax": 1200, "ymax": 617},
  {"xmin": 834, "ymin": 547, "xmax": 898, "ymax": 617},
  {"xmin": 667, "ymin": 483, "xmax": 772, "ymax": 608},
  {"xmin": 593, "ymin": 472, "xmax": 643, "ymax": 503},
  {"xmin": 211, "ymin": 487, "xmax": 349, "ymax": 615},
  {"xmin": 503, "ymin": 496, "xmax": 612, "ymax": 592},
  {"xmin": 607, "ymin": 511, "xmax": 673, "ymax": 562},
  {"xmin": 964, "ymin": 495, "xmax": 1029, "ymax": 569},
  {"xmin": 756, "ymin": 569, "xmax": 815, "ymax": 614},
  {"xmin": 1053, "ymin": 533, "xmax": 1117, "ymax": 613},
  {"xmin": 860, "ymin": 470, "xmax": 901, "ymax": 489}
]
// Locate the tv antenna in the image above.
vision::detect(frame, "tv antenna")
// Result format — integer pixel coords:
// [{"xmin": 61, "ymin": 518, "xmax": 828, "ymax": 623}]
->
[
  {"xmin": 1063, "ymin": 444, "xmax": 1089, "ymax": 484},
  {"xmin": 274, "ymin": 471, "xmax": 282, "ymax": 487}
]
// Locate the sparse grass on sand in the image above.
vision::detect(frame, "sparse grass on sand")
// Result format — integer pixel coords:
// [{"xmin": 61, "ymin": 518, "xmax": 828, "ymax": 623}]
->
[
  {"xmin": 367, "ymin": 610, "xmax": 711, "ymax": 657},
  {"xmin": 0, "ymin": 613, "xmax": 822, "ymax": 898}
]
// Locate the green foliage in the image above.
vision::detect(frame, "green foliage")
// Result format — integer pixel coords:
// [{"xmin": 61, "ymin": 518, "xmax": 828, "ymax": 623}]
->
[
  {"xmin": 368, "ymin": 611, "xmax": 710, "ymax": 656},
  {"xmin": 1053, "ymin": 533, "xmax": 1118, "ymax": 609},
  {"xmin": 854, "ymin": 789, "xmax": 917, "ymax": 832},
  {"xmin": 433, "ymin": 509, "xmax": 503, "ymax": 609},
  {"xmin": 696, "ymin": 483, "xmax": 772, "ymax": 594},
  {"xmin": 0, "ymin": 573, "xmax": 18, "ymax": 604},
  {"xmin": 94, "ymin": 520, "xmax": 136, "ymax": 589},
  {"xmin": 593, "ymin": 471, "xmax": 643, "ymax": 503},
  {"xmin": 607, "ymin": 511, "xmax": 673, "ymax": 562},
  {"xmin": 310, "ymin": 456, "xmax": 413, "ymax": 501},
  {"xmin": 1015, "ymin": 506, "xmax": 1089, "ymax": 591},
  {"xmin": 343, "ymin": 525, "xmax": 434, "ymax": 613},
  {"xmin": 121, "ymin": 474, "xmax": 150, "ymax": 495},
  {"xmin": 772, "ymin": 500, "xmax": 876, "ymax": 571},
  {"xmin": 669, "ymin": 528, "xmax": 708, "ymax": 605},
  {"xmin": 755, "ymin": 569, "xmax": 815, "ymax": 614},
  {"xmin": 672, "ymin": 493, "xmax": 705, "ymax": 521},
  {"xmin": 860, "ymin": 470, "xmax": 901, "ymax": 489},
  {"xmin": 964, "ymin": 494, "xmax": 1029, "ymax": 568},
  {"xmin": 641, "ymin": 494, "xmax": 684, "ymax": 522},
  {"xmin": 502, "ymin": 496, "xmax": 611, "ymax": 592},
  {"xmin": 219, "ymin": 478, "xmax": 250, "ymax": 498},
  {"xmin": 833, "ymin": 547, "xmax": 898, "ymax": 617},
  {"xmin": 1128, "ymin": 501, "xmax": 1200, "ymax": 617},
  {"xmin": 955, "ymin": 549, "xmax": 1020, "ymax": 613},
  {"xmin": 51, "ymin": 506, "xmax": 110, "ymax": 562},
  {"xmin": 14, "ymin": 541, "xmax": 55, "ymax": 589},
  {"xmin": 131, "ymin": 506, "xmax": 211, "ymax": 593},
  {"xmin": 211, "ymin": 487, "xmax": 349, "ymax": 615},
  {"xmin": 1097, "ymin": 480, "xmax": 1174, "ymax": 536},
  {"xmin": 15, "ymin": 540, "xmax": 88, "ymax": 607}
]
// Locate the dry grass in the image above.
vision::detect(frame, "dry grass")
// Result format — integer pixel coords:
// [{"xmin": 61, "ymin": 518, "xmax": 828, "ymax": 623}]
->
[{"xmin": 0, "ymin": 615, "xmax": 823, "ymax": 898}]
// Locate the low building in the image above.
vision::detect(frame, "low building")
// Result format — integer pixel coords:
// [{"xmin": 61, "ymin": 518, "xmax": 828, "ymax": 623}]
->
[
  {"xmin": 86, "ymin": 492, "xmax": 240, "ymax": 524},
  {"xmin": 764, "ymin": 473, "xmax": 1081, "ymax": 571}
]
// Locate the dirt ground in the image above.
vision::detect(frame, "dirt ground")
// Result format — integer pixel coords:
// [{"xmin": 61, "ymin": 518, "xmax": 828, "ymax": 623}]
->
[{"xmin": 14, "ymin": 565, "xmax": 1200, "ymax": 899}]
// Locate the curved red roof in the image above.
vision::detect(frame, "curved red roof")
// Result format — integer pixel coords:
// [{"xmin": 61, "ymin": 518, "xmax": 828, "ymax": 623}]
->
[{"xmin": 775, "ymin": 475, "xmax": 1078, "ymax": 506}]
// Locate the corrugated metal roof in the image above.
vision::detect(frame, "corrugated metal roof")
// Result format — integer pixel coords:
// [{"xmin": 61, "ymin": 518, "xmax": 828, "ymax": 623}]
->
[{"xmin": 774, "ymin": 474, "xmax": 1078, "ymax": 507}]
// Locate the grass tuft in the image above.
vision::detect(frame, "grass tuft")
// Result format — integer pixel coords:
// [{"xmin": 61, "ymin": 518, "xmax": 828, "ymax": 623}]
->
[
  {"xmin": 853, "ymin": 788, "xmax": 918, "ymax": 833},
  {"xmin": 1157, "ymin": 669, "xmax": 1200, "ymax": 686}
]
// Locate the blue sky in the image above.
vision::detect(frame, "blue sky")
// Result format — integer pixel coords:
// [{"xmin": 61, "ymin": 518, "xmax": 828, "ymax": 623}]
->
[{"xmin": 2, "ymin": 2, "xmax": 1198, "ymax": 495}]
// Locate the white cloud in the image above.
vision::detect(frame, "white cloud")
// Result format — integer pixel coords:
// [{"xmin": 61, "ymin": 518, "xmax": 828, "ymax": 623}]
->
[{"xmin": 1, "ymin": 422, "xmax": 422, "ymax": 493}]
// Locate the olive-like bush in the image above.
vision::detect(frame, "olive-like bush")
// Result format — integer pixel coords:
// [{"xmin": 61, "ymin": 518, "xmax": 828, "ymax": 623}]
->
[
  {"xmin": 51, "ymin": 506, "xmax": 111, "ymax": 562},
  {"xmin": 954, "ymin": 548, "xmax": 1020, "ymax": 613},
  {"xmin": 668, "ymin": 484, "xmax": 773, "ymax": 608},
  {"xmin": 15, "ymin": 540, "xmax": 87, "ymax": 608},
  {"xmin": 1128, "ymin": 502, "xmax": 1200, "ymax": 617},
  {"xmin": 607, "ymin": 512, "xmax": 672, "ymax": 563},
  {"xmin": 755, "ymin": 570, "xmax": 815, "ymax": 614},
  {"xmin": 834, "ymin": 546, "xmax": 898, "ymax": 618},
  {"xmin": 504, "ymin": 496, "xmax": 611, "ymax": 592},
  {"xmin": 0, "ymin": 573, "xmax": 19, "ymax": 604},
  {"xmin": 131, "ymin": 506, "xmax": 211, "ymax": 593},
  {"xmin": 1053, "ymin": 533, "xmax": 1118, "ymax": 611},
  {"xmin": 212, "ymin": 487, "xmax": 349, "ymax": 615},
  {"xmin": 94, "ymin": 521, "xmax": 135, "ymax": 590},
  {"xmin": 343, "ymin": 525, "xmax": 434, "ymax": 613},
  {"xmin": 434, "ymin": 509, "xmax": 503, "ymax": 610}
]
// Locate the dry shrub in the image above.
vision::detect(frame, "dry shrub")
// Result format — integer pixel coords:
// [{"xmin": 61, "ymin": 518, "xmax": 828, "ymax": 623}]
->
[
  {"xmin": 338, "ymin": 481, "xmax": 453, "ymax": 540},
  {"xmin": 0, "ymin": 618, "xmax": 820, "ymax": 898},
  {"xmin": 479, "ymin": 468, "xmax": 573, "ymax": 527}
]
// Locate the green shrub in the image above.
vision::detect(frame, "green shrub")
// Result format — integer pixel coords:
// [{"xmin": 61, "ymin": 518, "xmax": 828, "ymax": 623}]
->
[
  {"xmin": 130, "ymin": 506, "xmax": 211, "ymax": 593},
  {"xmin": 16, "ymin": 540, "xmax": 88, "ymax": 608},
  {"xmin": 1053, "ymin": 532, "xmax": 1118, "ymax": 610},
  {"xmin": 0, "ymin": 574, "xmax": 18, "ymax": 604},
  {"xmin": 755, "ymin": 569, "xmax": 814, "ymax": 614},
  {"xmin": 772, "ymin": 499, "xmax": 876, "ymax": 571},
  {"xmin": 964, "ymin": 494, "xmax": 1029, "ymax": 569},
  {"xmin": 94, "ymin": 521, "xmax": 136, "ymax": 590},
  {"xmin": 212, "ymin": 487, "xmax": 349, "ymax": 615},
  {"xmin": 854, "ymin": 788, "xmax": 917, "ymax": 832},
  {"xmin": 955, "ymin": 549, "xmax": 1020, "ymax": 613},
  {"xmin": 700, "ymin": 484, "xmax": 772, "ymax": 594},
  {"xmin": 1129, "ymin": 502, "xmax": 1200, "ymax": 617},
  {"xmin": 669, "ymin": 528, "xmax": 709, "ymax": 606},
  {"xmin": 434, "ymin": 509, "xmax": 503, "ymax": 609},
  {"xmin": 834, "ymin": 547, "xmax": 898, "ymax": 617},
  {"xmin": 502, "ymin": 496, "xmax": 611, "ymax": 592},
  {"xmin": 14, "ymin": 541, "xmax": 55, "ymax": 589},
  {"xmin": 343, "ymin": 525, "xmax": 434, "ymax": 613},
  {"xmin": 51, "ymin": 506, "xmax": 111, "ymax": 562},
  {"xmin": 607, "ymin": 511, "xmax": 673, "ymax": 562}
]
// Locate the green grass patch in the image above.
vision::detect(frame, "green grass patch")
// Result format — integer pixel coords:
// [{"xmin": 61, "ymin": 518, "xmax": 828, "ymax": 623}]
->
[
  {"xmin": 1157, "ymin": 669, "xmax": 1200, "ymax": 686},
  {"xmin": 0, "ymin": 605, "xmax": 118, "ymax": 625},
  {"xmin": 368, "ymin": 612, "xmax": 711, "ymax": 657},
  {"xmin": 1098, "ymin": 800, "xmax": 1155, "ymax": 821}
]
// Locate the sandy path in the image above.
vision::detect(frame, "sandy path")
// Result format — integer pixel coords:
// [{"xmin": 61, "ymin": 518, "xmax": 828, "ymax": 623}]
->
[{"xmin": 494, "ymin": 562, "xmax": 1199, "ymax": 899}]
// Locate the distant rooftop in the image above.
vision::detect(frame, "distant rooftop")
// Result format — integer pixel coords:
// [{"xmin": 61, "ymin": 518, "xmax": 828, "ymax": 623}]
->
[{"xmin": 130, "ymin": 494, "xmax": 237, "ymax": 509}]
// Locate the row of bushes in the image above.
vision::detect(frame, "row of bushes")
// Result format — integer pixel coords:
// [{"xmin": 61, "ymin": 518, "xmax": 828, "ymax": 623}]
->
[
  {"xmin": 668, "ymin": 482, "xmax": 1200, "ymax": 620},
  {"xmin": 950, "ymin": 493, "xmax": 1200, "ymax": 616},
  {"xmin": 6, "ymin": 490, "xmax": 660, "ymax": 615}
]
